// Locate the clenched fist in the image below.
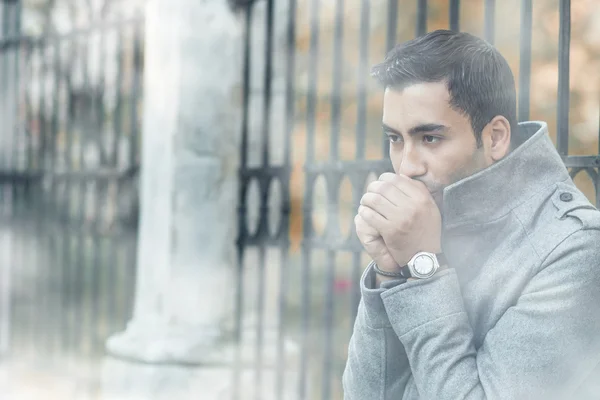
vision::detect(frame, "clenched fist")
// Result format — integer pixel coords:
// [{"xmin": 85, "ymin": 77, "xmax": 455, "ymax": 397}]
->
[{"xmin": 356, "ymin": 173, "xmax": 442, "ymax": 273}]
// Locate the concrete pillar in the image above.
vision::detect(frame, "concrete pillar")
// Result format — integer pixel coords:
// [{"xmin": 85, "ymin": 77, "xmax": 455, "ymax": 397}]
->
[
  {"xmin": 102, "ymin": 1, "xmax": 301, "ymax": 398},
  {"xmin": 105, "ymin": 0, "xmax": 242, "ymax": 364}
]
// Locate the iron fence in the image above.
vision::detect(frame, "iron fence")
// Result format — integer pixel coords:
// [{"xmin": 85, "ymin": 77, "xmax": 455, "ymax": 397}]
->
[
  {"xmin": 0, "ymin": 0, "xmax": 143, "ymax": 378},
  {"xmin": 234, "ymin": 0, "xmax": 600, "ymax": 399}
]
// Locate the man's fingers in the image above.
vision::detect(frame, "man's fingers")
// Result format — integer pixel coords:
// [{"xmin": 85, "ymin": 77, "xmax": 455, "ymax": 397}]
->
[
  {"xmin": 365, "ymin": 180, "xmax": 406, "ymax": 206},
  {"xmin": 378, "ymin": 172, "xmax": 429, "ymax": 200},
  {"xmin": 358, "ymin": 205, "xmax": 388, "ymax": 233},
  {"xmin": 360, "ymin": 192, "xmax": 396, "ymax": 221},
  {"xmin": 354, "ymin": 213, "xmax": 379, "ymax": 236}
]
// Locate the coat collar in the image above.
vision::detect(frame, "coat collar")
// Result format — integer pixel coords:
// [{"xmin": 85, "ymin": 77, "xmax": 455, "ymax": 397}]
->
[{"xmin": 442, "ymin": 121, "xmax": 570, "ymax": 230}]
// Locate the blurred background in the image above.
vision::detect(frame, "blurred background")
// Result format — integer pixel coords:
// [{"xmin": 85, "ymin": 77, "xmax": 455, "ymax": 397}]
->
[{"xmin": 0, "ymin": 0, "xmax": 598, "ymax": 399}]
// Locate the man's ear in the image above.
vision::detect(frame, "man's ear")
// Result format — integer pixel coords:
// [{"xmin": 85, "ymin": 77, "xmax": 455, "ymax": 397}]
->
[{"xmin": 481, "ymin": 116, "xmax": 511, "ymax": 163}]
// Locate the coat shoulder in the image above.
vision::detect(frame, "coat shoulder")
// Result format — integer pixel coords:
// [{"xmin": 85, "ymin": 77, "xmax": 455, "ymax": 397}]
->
[{"xmin": 514, "ymin": 180, "xmax": 600, "ymax": 261}]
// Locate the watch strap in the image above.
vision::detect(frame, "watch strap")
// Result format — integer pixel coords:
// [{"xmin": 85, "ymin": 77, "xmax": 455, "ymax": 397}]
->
[
  {"xmin": 372, "ymin": 262, "xmax": 404, "ymax": 278},
  {"xmin": 436, "ymin": 252, "xmax": 447, "ymax": 266},
  {"xmin": 400, "ymin": 264, "xmax": 412, "ymax": 279}
]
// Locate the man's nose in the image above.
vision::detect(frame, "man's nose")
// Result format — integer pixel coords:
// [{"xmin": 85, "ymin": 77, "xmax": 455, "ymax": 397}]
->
[{"xmin": 394, "ymin": 147, "xmax": 426, "ymax": 178}]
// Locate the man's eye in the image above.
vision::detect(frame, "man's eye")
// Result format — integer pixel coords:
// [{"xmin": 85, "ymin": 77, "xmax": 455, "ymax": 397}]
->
[
  {"xmin": 388, "ymin": 134, "xmax": 402, "ymax": 143},
  {"xmin": 423, "ymin": 135, "xmax": 440, "ymax": 144}
]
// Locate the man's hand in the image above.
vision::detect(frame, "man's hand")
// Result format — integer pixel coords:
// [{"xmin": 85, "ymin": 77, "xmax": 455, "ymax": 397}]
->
[
  {"xmin": 354, "ymin": 211, "xmax": 399, "ymax": 272},
  {"xmin": 357, "ymin": 173, "xmax": 442, "ymax": 272}
]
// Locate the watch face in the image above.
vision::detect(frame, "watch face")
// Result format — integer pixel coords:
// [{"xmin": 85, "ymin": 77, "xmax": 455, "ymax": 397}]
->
[{"xmin": 413, "ymin": 255, "xmax": 435, "ymax": 275}]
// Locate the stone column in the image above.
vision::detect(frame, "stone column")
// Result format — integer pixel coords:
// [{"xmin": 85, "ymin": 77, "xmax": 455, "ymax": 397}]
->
[{"xmin": 105, "ymin": 0, "xmax": 242, "ymax": 365}]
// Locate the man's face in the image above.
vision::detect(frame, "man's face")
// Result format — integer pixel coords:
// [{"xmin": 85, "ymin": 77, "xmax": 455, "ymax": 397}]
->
[{"xmin": 382, "ymin": 81, "xmax": 491, "ymax": 210}]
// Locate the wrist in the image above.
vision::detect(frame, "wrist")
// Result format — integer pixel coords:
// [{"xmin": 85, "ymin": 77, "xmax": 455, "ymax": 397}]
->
[{"xmin": 371, "ymin": 261, "xmax": 404, "ymax": 287}]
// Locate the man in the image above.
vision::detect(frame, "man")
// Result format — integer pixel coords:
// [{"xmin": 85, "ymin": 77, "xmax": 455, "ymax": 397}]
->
[{"xmin": 343, "ymin": 29, "xmax": 600, "ymax": 400}]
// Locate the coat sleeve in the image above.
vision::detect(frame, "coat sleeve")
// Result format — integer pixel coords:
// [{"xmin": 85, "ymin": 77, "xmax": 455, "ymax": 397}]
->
[
  {"xmin": 342, "ymin": 263, "xmax": 413, "ymax": 399},
  {"xmin": 381, "ymin": 228, "xmax": 600, "ymax": 400}
]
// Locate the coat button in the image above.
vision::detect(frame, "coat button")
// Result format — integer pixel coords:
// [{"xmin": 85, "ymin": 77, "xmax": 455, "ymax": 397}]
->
[{"xmin": 560, "ymin": 192, "xmax": 573, "ymax": 202}]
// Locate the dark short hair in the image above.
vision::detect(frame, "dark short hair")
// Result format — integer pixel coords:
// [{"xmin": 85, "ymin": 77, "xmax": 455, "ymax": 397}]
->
[{"xmin": 371, "ymin": 30, "xmax": 519, "ymax": 147}]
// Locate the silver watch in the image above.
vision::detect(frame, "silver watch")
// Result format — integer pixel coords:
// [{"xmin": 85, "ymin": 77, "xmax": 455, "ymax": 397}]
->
[{"xmin": 400, "ymin": 252, "xmax": 445, "ymax": 279}]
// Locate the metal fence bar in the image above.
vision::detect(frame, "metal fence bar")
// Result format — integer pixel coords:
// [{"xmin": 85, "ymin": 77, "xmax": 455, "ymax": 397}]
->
[
  {"xmin": 24, "ymin": 44, "xmax": 32, "ymax": 174},
  {"xmin": 383, "ymin": 0, "xmax": 398, "ymax": 156},
  {"xmin": 350, "ymin": 250, "xmax": 361, "ymax": 329},
  {"xmin": 321, "ymin": 0, "xmax": 346, "ymax": 395},
  {"xmin": 283, "ymin": 0, "xmax": 296, "ymax": 168},
  {"xmin": 299, "ymin": 242, "xmax": 312, "ymax": 400},
  {"xmin": 449, "ymin": 0, "xmax": 460, "ymax": 31},
  {"xmin": 46, "ymin": 36, "xmax": 60, "ymax": 356},
  {"xmin": 355, "ymin": 0, "xmax": 369, "ymax": 160},
  {"xmin": 254, "ymin": 0, "xmax": 276, "ymax": 397},
  {"xmin": 305, "ymin": 0, "xmax": 319, "ymax": 167},
  {"xmin": 330, "ymin": 0, "xmax": 343, "ymax": 162},
  {"xmin": 75, "ymin": 32, "xmax": 91, "ymax": 354},
  {"xmin": 386, "ymin": 0, "xmax": 398, "ymax": 53},
  {"xmin": 562, "ymin": 156, "xmax": 600, "ymax": 168},
  {"xmin": 557, "ymin": 0, "xmax": 571, "ymax": 156},
  {"xmin": 275, "ymin": 242, "xmax": 291, "ymax": 399},
  {"xmin": 1, "ymin": 0, "xmax": 21, "ymax": 356},
  {"xmin": 106, "ymin": 26, "xmax": 126, "ymax": 338},
  {"xmin": 90, "ymin": 28, "xmax": 107, "ymax": 356},
  {"xmin": 233, "ymin": 3, "xmax": 253, "ymax": 399},
  {"xmin": 417, "ymin": 0, "xmax": 428, "ymax": 37},
  {"xmin": 0, "ymin": 1, "xmax": 11, "ymax": 357},
  {"xmin": 518, "ymin": 0, "xmax": 532, "ymax": 122},
  {"xmin": 62, "ymin": 36, "xmax": 75, "ymax": 353},
  {"xmin": 112, "ymin": 31, "xmax": 124, "ymax": 169},
  {"xmin": 275, "ymin": 0, "xmax": 297, "ymax": 395},
  {"xmin": 6, "ymin": 1, "xmax": 18, "ymax": 173},
  {"xmin": 0, "ymin": 16, "xmax": 145, "ymax": 51},
  {"xmin": 254, "ymin": 243, "xmax": 267, "ymax": 400},
  {"xmin": 322, "ymin": 249, "xmax": 336, "ymax": 400},
  {"xmin": 300, "ymin": 0, "xmax": 322, "ymax": 396},
  {"xmin": 130, "ymin": 23, "xmax": 142, "ymax": 173},
  {"xmin": 261, "ymin": 0, "xmax": 274, "ymax": 167},
  {"xmin": 0, "ymin": 1, "xmax": 10, "ymax": 170},
  {"xmin": 351, "ymin": 0, "xmax": 371, "ymax": 329},
  {"xmin": 32, "ymin": 41, "xmax": 48, "ymax": 358},
  {"xmin": 239, "ymin": 10, "xmax": 252, "ymax": 172},
  {"xmin": 484, "ymin": 0, "xmax": 495, "ymax": 44}
]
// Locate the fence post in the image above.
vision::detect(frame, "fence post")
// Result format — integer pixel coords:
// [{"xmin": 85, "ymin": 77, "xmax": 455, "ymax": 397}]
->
[
  {"xmin": 0, "ymin": 0, "xmax": 21, "ymax": 359},
  {"xmin": 102, "ymin": 0, "xmax": 242, "ymax": 396},
  {"xmin": 0, "ymin": 0, "xmax": 20, "ymax": 172}
]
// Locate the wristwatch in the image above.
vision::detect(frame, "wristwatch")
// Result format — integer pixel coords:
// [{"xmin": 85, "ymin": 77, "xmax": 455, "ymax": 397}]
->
[
  {"xmin": 373, "ymin": 251, "xmax": 447, "ymax": 280},
  {"xmin": 400, "ymin": 252, "xmax": 446, "ymax": 279}
]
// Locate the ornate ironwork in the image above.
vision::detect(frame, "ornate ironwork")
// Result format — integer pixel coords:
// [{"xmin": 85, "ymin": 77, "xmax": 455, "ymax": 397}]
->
[{"xmin": 234, "ymin": 1, "xmax": 597, "ymax": 399}]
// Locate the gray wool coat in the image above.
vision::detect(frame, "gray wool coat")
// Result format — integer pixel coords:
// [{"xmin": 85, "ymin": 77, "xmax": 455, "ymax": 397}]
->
[{"xmin": 342, "ymin": 121, "xmax": 600, "ymax": 400}]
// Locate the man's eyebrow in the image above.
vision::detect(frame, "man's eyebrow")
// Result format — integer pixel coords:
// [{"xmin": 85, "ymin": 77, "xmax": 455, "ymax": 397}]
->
[{"xmin": 382, "ymin": 123, "xmax": 447, "ymax": 136}]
